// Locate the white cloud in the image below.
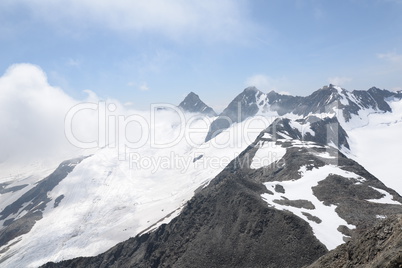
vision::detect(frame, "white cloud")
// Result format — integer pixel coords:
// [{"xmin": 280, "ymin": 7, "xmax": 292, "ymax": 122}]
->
[
  {"xmin": 1, "ymin": 0, "xmax": 255, "ymax": 42},
  {"xmin": 328, "ymin": 76, "xmax": 352, "ymax": 86},
  {"xmin": 0, "ymin": 64, "xmax": 75, "ymax": 163},
  {"xmin": 139, "ymin": 82, "xmax": 150, "ymax": 91},
  {"xmin": 377, "ymin": 52, "xmax": 402, "ymax": 63},
  {"xmin": 246, "ymin": 74, "xmax": 271, "ymax": 91},
  {"xmin": 245, "ymin": 74, "xmax": 288, "ymax": 92},
  {"xmin": 0, "ymin": 64, "xmax": 197, "ymax": 169},
  {"xmin": 0, "ymin": 64, "xmax": 145, "ymax": 167}
]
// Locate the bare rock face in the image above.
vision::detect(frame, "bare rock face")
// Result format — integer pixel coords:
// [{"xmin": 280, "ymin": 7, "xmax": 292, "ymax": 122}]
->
[
  {"xmin": 178, "ymin": 92, "xmax": 217, "ymax": 117},
  {"xmin": 205, "ymin": 87, "xmax": 263, "ymax": 141},
  {"xmin": 305, "ymin": 215, "xmax": 402, "ymax": 268}
]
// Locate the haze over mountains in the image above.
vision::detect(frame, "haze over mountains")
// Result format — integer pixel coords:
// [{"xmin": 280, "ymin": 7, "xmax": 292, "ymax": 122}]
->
[{"xmin": 1, "ymin": 83, "xmax": 402, "ymax": 267}]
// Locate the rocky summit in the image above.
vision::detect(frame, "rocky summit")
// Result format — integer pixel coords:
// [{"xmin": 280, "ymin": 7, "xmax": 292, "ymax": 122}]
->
[{"xmin": 178, "ymin": 92, "xmax": 217, "ymax": 117}]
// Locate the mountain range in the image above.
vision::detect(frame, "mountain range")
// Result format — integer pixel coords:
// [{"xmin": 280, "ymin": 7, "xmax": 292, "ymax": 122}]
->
[{"xmin": 0, "ymin": 84, "xmax": 401, "ymax": 267}]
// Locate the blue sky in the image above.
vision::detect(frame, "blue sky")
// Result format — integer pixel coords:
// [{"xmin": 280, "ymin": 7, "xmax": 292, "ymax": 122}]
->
[{"xmin": 1, "ymin": 0, "xmax": 402, "ymax": 110}]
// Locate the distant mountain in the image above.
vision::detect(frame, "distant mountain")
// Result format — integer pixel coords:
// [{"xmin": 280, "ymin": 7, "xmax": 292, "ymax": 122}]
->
[
  {"xmin": 205, "ymin": 86, "xmax": 265, "ymax": 141},
  {"xmin": 205, "ymin": 84, "xmax": 402, "ymax": 142},
  {"xmin": 266, "ymin": 84, "xmax": 402, "ymax": 119},
  {"xmin": 178, "ymin": 92, "xmax": 217, "ymax": 117},
  {"xmin": 42, "ymin": 117, "xmax": 402, "ymax": 268}
]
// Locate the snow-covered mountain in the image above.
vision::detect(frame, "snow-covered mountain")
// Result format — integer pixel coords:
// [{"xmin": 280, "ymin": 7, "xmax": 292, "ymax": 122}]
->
[
  {"xmin": 42, "ymin": 116, "xmax": 402, "ymax": 268},
  {"xmin": 0, "ymin": 109, "xmax": 264, "ymax": 267},
  {"xmin": 1, "ymin": 85, "xmax": 401, "ymax": 267},
  {"xmin": 205, "ymin": 84, "xmax": 402, "ymax": 193},
  {"xmin": 205, "ymin": 84, "xmax": 402, "ymax": 142}
]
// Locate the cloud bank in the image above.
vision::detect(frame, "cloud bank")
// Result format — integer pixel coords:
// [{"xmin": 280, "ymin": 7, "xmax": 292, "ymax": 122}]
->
[
  {"xmin": 0, "ymin": 64, "xmax": 207, "ymax": 170},
  {"xmin": 0, "ymin": 64, "xmax": 94, "ymax": 164}
]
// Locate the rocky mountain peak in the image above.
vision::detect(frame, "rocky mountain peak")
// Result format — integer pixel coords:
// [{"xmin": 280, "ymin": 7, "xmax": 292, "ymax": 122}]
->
[
  {"xmin": 205, "ymin": 87, "xmax": 266, "ymax": 141},
  {"xmin": 243, "ymin": 86, "xmax": 259, "ymax": 93},
  {"xmin": 236, "ymin": 86, "xmax": 264, "ymax": 105},
  {"xmin": 178, "ymin": 92, "xmax": 217, "ymax": 117},
  {"xmin": 266, "ymin": 90, "xmax": 280, "ymax": 100}
]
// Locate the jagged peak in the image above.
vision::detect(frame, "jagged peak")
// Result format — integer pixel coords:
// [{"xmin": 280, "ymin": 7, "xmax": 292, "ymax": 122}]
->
[
  {"xmin": 368, "ymin": 86, "xmax": 381, "ymax": 91},
  {"xmin": 319, "ymin": 84, "xmax": 346, "ymax": 94},
  {"xmin": 180, "ymin": 92, "xmax": 201, "ymax": 103},
  {"xmin": 367, "ymin": 86, "xmax": 393, "ymax": 95},
  {"xmin": 307, "ymin": 85, "xmax": 349, "ymax": 104},
  {"xmin": 179, "ymin": 91, "xmax": 202, "ymax": 105},
  {"xmin": 267, "ymin": 90, "xmax": 278, "ymax": 96},
  {"xmin": 206, "ymin": 83, "xmax": 400, "ymax": 142},
  {"xmin": 226, "ymin": 87, "xmax": 265, "ymax": 106},
  {"xmin": 367, "ymin": 87, "xmax": 397, "ymax": 99},
  {"xmin": 178, "ymin": 91, "xmax": 217, "ymax": 117},
  {"xmin": 243, "ymin": 86, "xmax": 260, "ymax": 93},
  {"xmin": 185, "ymin": 91, "xmax": 199, "ymax": 98}
]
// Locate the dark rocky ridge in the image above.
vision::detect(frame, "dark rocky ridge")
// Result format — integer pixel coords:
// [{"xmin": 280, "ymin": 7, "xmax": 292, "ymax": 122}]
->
[
  {"xmin": 262, "ymin": 116, "xmax": 350, "ymax": 150},
  {"xmin": 178, "ymin": 92, "xmax": 217, "ymax": 117},
  {"xmin": 42, "ymin": 117, "xmax": 402, "ymax": 268},
  {"xmin": 240, "ymin": 117, "xmax": 402, "ymax": 230},
  {"xmin": 0, "ymin": 183, "xmax": 28, "ymax": 195},
  {"xmin": 205, "ymin": 84, "xmax": 402, "ymax": 142},
  {"xmin": 250, "ymin": 117, "xmax": 402, "ymax": 228},
  {"xmin": 305, "ymin": 215, "xmax": 402, "ymax": 268},
  {"xmin": 249, "ymin": 144, "xmax": 402, "ymax": 228},
  {"xmin": 42, "ymin": 153, "xmax": 328, "ymax": 268}
]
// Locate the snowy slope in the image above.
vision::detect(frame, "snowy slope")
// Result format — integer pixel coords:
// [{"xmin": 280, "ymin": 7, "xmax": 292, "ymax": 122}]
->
[
  {"xmin": 0, "ymin": 113, "xmax": 271, "ymax": 267},
  {"xmin": 252, "ymin": 121, "xmax": 402, "ymax": 251},
  {"xmin": 344, "ymin": 97, "xmax": 402, "ymax": 195},
  {"xmin": 262, "ymin": 164, "xmax": 359, "ymax": 250},
  {"xmin": 37, "ymin": 116, "xmax": 402, "ymax": 268}
]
